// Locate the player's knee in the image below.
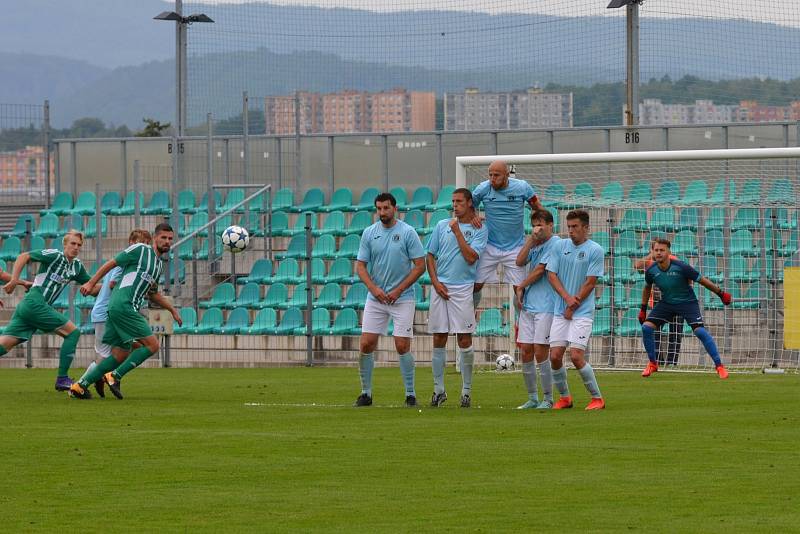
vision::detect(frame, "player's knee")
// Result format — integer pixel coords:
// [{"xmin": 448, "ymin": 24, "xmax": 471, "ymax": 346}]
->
[
  {"xmin": 642, "ymin": 323, "xmax": 655, "ymax": 336},
  {"xmin": 394, "ymin": 337, "xmax": 411, "ymax": 354},
  {"xmin": 432, "ymin": 333, "xmax": 449, "ymax": 348},
  {"xmin": 455, "ymin": 333, "xmax": 471, "ymax": 349},
  {"xmin": 143, "ymin": 336, "xmax": 160, "ymax": 354},
  {"xmin": 359, "ymin": 335, "xmax": 377, "ymax": 354}
]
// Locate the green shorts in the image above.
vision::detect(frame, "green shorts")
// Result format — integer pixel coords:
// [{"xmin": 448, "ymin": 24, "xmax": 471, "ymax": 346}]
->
[
  {"xmin": 102, "ymin": 304, "xmax": 153, "ymax": 351},
  {"xmin": 2, "ymin": 292, "xmax": 69, "ymax": 341}
]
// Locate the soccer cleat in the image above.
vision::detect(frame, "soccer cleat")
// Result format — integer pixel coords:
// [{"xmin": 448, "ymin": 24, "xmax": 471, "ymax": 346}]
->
[
  {"xmin": 54, "ymin": 375, "xmax": 73, "ymax": 391},
  {"xmin": 405, "ymin": 395, "xmax": 418, "ymax": 407},
  {"xmin": 94, "ymin": 379, "xmax": 106, "ymax": 398},
  {"xmin": 585, "ymin": 397, "xmax": 605, "ymax": 411},
  {"xmin": 459, "ymin": 394, "xmax": 471, "ymax": 408},
  {"xmin": 516, "ymin": 399, "xmax": 539, "ymax": 410},
  {"xmin": 353, "ymin": 393, "xmax": 373, "ymax": 407},
  {"xmin": 641, "ymin": 361, "xmax": 659, "ymax": 378},
  {"xmin": 536, "ymin": 399, "xmax": 553, "ymax": 410},
  {"xmin": 715, "ymin": 365, "xmax": 729, "ymax": 379},
  {"xmin": 68, "ymin": 382, "xmax": 92, "ymax": 399},
  {"xmin": 553, "ymin": 396, "xmax": 573, "ymax": 410},
  {"xmin": 103, "ymin": 372, "xmax": 123, "ymax": 400},
  {"xmin": 430, "ymin": 391, "xmax": 447, "ymax": 407}
]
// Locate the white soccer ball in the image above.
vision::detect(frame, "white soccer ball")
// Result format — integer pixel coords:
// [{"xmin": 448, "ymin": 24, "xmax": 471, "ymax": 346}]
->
[
  {"xmin": 495, "ymin": 353, "xmax": 515, "ymax": 371},
  {"xmin": 221, "ymin": 225, "xmax": 250, "ymax": 253}
]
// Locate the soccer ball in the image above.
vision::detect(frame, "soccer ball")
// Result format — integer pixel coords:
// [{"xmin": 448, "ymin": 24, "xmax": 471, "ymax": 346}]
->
[
  {"xmin": 221, "ymin": 225, "xmax": 249, "ymax": 253},
  {"xmin": 495, "ymin": 353, "xmax": 515, "ymax": 371}
]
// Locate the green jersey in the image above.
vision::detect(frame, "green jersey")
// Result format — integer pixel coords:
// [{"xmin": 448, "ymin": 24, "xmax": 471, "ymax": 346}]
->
[
  {"xmin": 29, "ymin": 248, "xmax": 90, "ymax": 306},
  {"xmin": 110, "ymin": 243, "xmax": 164, "ymax": 312}
]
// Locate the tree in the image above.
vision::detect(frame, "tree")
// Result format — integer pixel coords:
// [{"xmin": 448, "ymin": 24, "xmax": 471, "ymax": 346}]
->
[{"xmin": 136, "ymin": 118, "xmax": 171, "ymax": 137}]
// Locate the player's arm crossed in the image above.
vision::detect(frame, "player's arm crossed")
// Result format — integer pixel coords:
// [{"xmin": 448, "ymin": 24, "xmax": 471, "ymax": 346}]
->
[{"xmin": 385, "ymin": 257, "xmax": 425, "ymax": 304}]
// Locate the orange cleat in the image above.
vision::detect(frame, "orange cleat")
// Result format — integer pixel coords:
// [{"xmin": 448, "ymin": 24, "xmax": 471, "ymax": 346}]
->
[
  {"xmin": 641, "ymin": 361, "xmax": 659, "ymax": 377},
  {"xmin": 715, "ymin": 365, "xmax": 729, "ymax": 379},
  {"xmin": 585, "ymin": 397, "xmax": 605, "ymax": 411},
  {"xmin": 553, "ymin": 396, "xmax": 573, "ymax": 410}
]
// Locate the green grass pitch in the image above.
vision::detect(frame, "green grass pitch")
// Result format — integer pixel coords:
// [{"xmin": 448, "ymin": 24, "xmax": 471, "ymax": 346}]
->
[{"xmin": 1, "ymin": 367, "xmax": 798, "ymax": 532}]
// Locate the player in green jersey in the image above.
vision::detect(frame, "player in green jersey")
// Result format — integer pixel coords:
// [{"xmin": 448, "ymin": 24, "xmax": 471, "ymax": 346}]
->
[
  {"xmin": 69, "ymin": 223, "xmax": 181, "ymax": 399},
  {"xmin": 0, "ymin": 230, "xmax": 96, "ymax": 390}
]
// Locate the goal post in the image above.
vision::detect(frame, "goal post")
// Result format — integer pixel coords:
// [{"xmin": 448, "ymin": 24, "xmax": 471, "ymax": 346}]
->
[{"xmin": 457, "ymin": 147, "xmax": 800, "ymax": 372}]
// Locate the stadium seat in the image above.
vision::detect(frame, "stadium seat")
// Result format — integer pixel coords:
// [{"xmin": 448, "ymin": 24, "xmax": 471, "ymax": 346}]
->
[
  {"xmin": 476, "ymin": 308, "xmax": 504, "ymax": 336},
  {"xmin": 109, "ymin": 191, "xmax": 145, "ymax": 216},
  {"xmin": 680, "ymin": 180, "xmax": 708, "ymax": 204},
  {"xmin": 313, "ymin": 211, "xmax": 346, "ymax": 237},
  {"xmin": 59, "ymin": 215, "xmax": 84, "ymax": 236},
  {"xmin": 30, "ymin": 236, "xmax": 46, "ymax": 250},
  {"xmin": 260, "ymin": 283, "xmax": 289, "ymax": 309},
  {"xmin": 200, "ymin": 282, "xmax": 235, "ymax": 309},
  {"xmin": 614, "ymin": 231, "xmax": 642, "ymax": 257},
  {"xmin": 74, "ymin": 289, "xmax": 95, "ymax": 310},
  {"xmin": 730, "ymin": 208, "xmax": 760, "ymax": 232},
  {"xmin": 187, "ymin": 212, "xmax": 209, "ymax": 237},
  {"xmin": 334, "ymin": 234, "xmax": 360, "ymax": 259},
  {"xmin": 615, "ymin": 308, "xmax": 642, "ymax": 336},
  {"xmin": 350, "ymin": 187, "xmax": 380, "ymax": 212},
  {"xmin": 767, "ymin": 179, "xmax": 794, "ymax": 204},
  {"xmin": 592, "ymin": 308, "xmax": 612, "ymax": 336},
  {"xmin": 285, "ymin": 212, "xmax": 317, "ymax": 237},
  {"xmin": 424, "ymin": 209, "xmax": 451, "ymax": 235},
  {"xmin": 656, "ymin": 181, "xmax": 680, "ymax": 204},
  {"xmin": 192, "ymin": 307, "xmax": 223, "ymax": 334},
  {"xmin": 675, "ymin": 207, "xmax": 698, "ymax": 232},
  {"xmin": 592, "ymin": 231, "xmax": 610, "ymax": 255},
  {"xmin": 214, "ymin": 307, "xmax": 250, "ymax": 335},
  {"xmin": 161, "ymin": 258, "xmax": 186, "ymax": 285},
  {"xmin": 279, "ymin": 282, "xmax": 310, "ymax": 310},
  {"xmin": 327, "ymin": 257, "xmax": 358, "ymax": 285},
  {"xmin": 779, "ymin": 229, "xmax": 798, "ymax": 257},
  {"xmin": 99, "ymin": 191, "xmax": 121, "ymax": 215},
  {"xmin": 614, "ymin": 209, "xmax": 648, "ymax": 233},
  {"xmin": 304, "ymin": 308, "xmax": 331, "ymax": 335},
  {"xmin": 220, "ymin": 188, "xmax": 246, "ymax": 214},
  {"xmin": 703, "ymin": 230, "xmax": 725, "ymax": 256},
  {"xmin": 612, "ymin": 256, "xmax": 637, "ymax": 284},
  {"xmin": 197, "ymin": 190, "xmax": 223, "ymax": 214},
  {"xmin": 671, "ymin": 230, "xmax": 698, "ymax": 256},
  {"xmin": 764, "ymin": 228, "xmax": 783, "ymax": 256},
  {"xmin": 313, "ymin": 282, "xmax": 343, "ymax": 309},
  {"xmin": 2, "ymin": 214, "xmax": 36, "ymax": 238},
  {"xmin": 309, "ymin": 258, "xmax": 327, "ymax": 285},
  {"xmin": 734, "ymin": 179, "xmax": 762, "ymax": 204},
  {"xmin": 345, "ymin": 210, "xmax": 372, "ymax": 235},
  {"xmin": 427, "ymin": 185, "xmax": 456, "ymax": 211},
  {"xmin": 239, "ymin": 212, "xmax": 264, "ymax": 237},
  {"xmin": 290, "ymin": 188, "xmax": 325, "ymax": 213},
  {"xmin": 33, "ymin": 214, "xmax": 60, "ymax": 238},
  {"xmin": 595, "ymin": 284, "xmax": 611, "ymax": 309},
  {"xmin": 560, "ymin": 182, "xmax": 593, "ymax": 209},
  {"xmin": 268, "ymin": 259, "xmax": 303, "ymax": 285},
  {"xmin": 177, "ymin": 189, "xmax": 196, "ymax": 214},
  {"xmin": 275, "ymin": 307, "xmax": 304, "ymax": 335},
  {"xmin": 701, "ymin": 256, "xmax": 723, "ymax": 284},
  {"xmin": 231, "ymin": 282, "xmax": 262, "ymax": 309},
  {"xmin": 402, "ymin": 186, "xmax": 433, "ymax": 212},
  {"xmin": 173, "ymin": 307, "xmax": 197, "ymax": 334},
  {"xmin": 598, "ymin": 181, "xmax": 624, "ymax": 206},
  {"xmin": 612, "ymin": 283, "xmax": 628, "ymax": 309},
  {"xmin": 389, "ymin": 187, "xmax": 408, "ymax": 210},
  {"xmin": 213, "ymin": 214, "xmax": 234, "ymax": 237},
  {"xmin": 732, "ymin": 283, "xmax": 761, "ymax": 310},
  {"xmin": 729, "ymin": 256, "xmax": 759, "ymax": 283},
  {"xmin": 267, "ymin": 211, "xmax": 290, "ymax": 237},
  {"xmin": 240, "ymin": 308, "xmax": 277, "ymax": 335},
  {"xmin": 341, "ymin": 283, "xmax": 368, "ymax": 309},
  {"xmin": 765, "ymin": 257, "xmax": 786, "ymax": 283},
  {"xmin": 730, "ymin": 229, "xmax": 760, "ymax": 257},
  {"xmin": 765, "ymin": 208, "xmax": 794, "ymax": 230},
  {"xmin": 186, "ymin": 238, "xmax": 223, "ymax": 261},
  {"xmin": 312, "ymin": 235, "xmax": 337, "ymax": 259},
  {"xmin": 627, "ymin": 181, "xmax": 653, "ymax": 204},
  {"xmin": 320, "ymin": 188, "xmax": 353, "ymax": 213},
  {"xmin": 403, "ymin": 209, "xmax": 425, "ymax": 234},
  {"xmin": 141, "ymin": 190, "xmax": 171, "ymax": 215},
  {"xmin": 0, "ymin": 236, "xmax": 22, "ymax": 261},
  {"xmin": 649, "ymin": 208, "xmax": 675, "ymax": 232},
  {"xmin": 625, "ymin": 280, "xmax": 647, "ymax": 308},
  {"xmin": 542, "ymin": 183, "xmax": 566, "ymax": 207},
  {"xmin": 275, "ymin": 235, "xmax": 308, "ymax": 260},
  {"xmin": 329, "ymin": 307, "xmax": 360, "ymax": 335},
  {"xmin": 247, "ymin": 190, "xmax": 269, "ymax": 213},
  {"xmin": 41, "ymin": 192, "xmax": 73, "ymax": 217},
  {"xmin": 272, "ymin": 188, "xmax": 294, "ymax": 212},
  {"xmin": 414, "ymin": 283, "xmax": 429, "ymax": 311},
  {"xmin": 69, "ymin": 191, "xmax": 97, "ymax": 216},
  {"xmin": 704, "ymin": 207, "xmax": 726, "ymax": 231}
]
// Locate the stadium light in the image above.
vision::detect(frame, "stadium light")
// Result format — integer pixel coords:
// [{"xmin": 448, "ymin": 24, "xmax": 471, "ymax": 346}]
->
[
  {"xmin": 607, "ymin": 0, "xmax": 642, "ymax": 125},
  {"xmin": 154, "ymin": 5, "xmax": 215, "ymax": 137}
]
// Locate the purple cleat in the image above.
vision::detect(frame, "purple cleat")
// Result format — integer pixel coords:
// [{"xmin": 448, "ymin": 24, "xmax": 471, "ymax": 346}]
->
[{"xmin": 55, "ymin": 375, "xmax": 74, "ymax": 391}]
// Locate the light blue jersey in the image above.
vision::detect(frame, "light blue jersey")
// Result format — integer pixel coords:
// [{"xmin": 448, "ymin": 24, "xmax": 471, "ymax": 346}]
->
[
  {"xmin": 357, "ymin": 219, "xmax": 425, "ymax": 302},
  {"xmin": 90, "ymin": 266, "xmax": 123, "ymax": 323},
  {"xmin": 427, "ymin": 219, "xmax": 488, "ymax": 285},
  {"xmin": 546, "ymin": 238, "xmax": 604, "ymax": 318},
  {"xmin": 522, "ymin": 235, "xmax": 561, "ymax": 314},
  {"xmin": 471, "ymin": 177, "xmax": 536, "ymax": 251}
]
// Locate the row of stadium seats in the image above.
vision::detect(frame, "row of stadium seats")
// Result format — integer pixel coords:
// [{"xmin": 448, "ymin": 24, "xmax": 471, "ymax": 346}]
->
[
  {"xmin": 593, "ymin": 229, "xmax": 798, "ymax": 257},
  {"xmin": 614, "ymin": 207, "xmax": 798, "ymax": 232}
]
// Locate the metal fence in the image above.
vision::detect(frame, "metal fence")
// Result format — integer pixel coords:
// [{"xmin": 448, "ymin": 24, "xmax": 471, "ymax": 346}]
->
[{"xmin": 0, "ymin": 101, "xmax": 51, "ymax": 212}]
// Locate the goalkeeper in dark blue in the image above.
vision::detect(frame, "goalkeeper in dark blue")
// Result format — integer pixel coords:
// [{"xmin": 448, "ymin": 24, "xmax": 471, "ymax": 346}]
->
[{"xmin": 638, "ymin": 238, "xmax": 732, "ymax": 379}]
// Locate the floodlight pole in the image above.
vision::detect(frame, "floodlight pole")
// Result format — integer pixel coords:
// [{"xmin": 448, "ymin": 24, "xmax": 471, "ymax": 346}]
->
[
  {"xmin": 175, "ymin": 0, "xmax": 187, "ymax": 136},
  {"xmin": 625, "ymin": 2, "xmax": 640, "ymax": 126}
]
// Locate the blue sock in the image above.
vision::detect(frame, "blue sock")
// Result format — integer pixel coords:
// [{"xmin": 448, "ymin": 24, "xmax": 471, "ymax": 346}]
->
[
  {"xmin": 552, "ymin": 365, "xmax": 571, "ymax": 397},
  {"xmin": 459, "ymin": 346, "xmax": 474, "ymax": 396},
  {"xmin": 538, "ymin": 359, "xmax": 553, "ymax": 402},
  {"xmin": 693, "ymin": 327, "xmax": 722, "ymax": 367},
  {"xmin": 522, "ymin": 361, "xmax": 538, "ymax": 401},
  {"xmin": 578, "ymin": 363, "xmax": 602, "ymax": 398},
  {"xmin": 398, "ymin": 352, "xmax": 416, "ymax": 397},
  {"xmin": 359, "ymin": 353, "xmax": 374, "ymax": 396},
  {"xmin": 431, "ymin": 347, "xmax": 447, "ymax": 395},
  {"xmin": 642, "ymin": 324, "xmax": 657, "ymax": 363}
]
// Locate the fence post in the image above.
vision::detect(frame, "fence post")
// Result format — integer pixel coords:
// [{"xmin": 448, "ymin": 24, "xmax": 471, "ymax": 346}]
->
[
  {"xmin": 25, "ymin": 219, "xmax": 33, "ymax": 368},
  {"xmin": 305, "ymin": 212, "xmax": 313, "ymax": 366},
  {"xmin": 328, "ymin": 135, "xmax": 335, "ymax": 197},
  {"xmin": 207, "ymin": 114, "xmax": 216, "ymax": 266},
  {"xmin": 95, "ymin": 183, "xmax": 102, "ymax": 265},
  {"xmin": 382, "ymin": 135, "xmax": 389, "ymax": 191},
  {"xmin": 43, "ymin": 100, "xmax": 51, "ymax": 209},
  {"xmin": 121, "ymin": 140, "xmax": 128, "ymax": 195},
  {"xmin": 243, "ymin": 92, "xmax": 250, "ymax": 184},
  {"xmin": 606, "ymin": 207, "xmax": 616, "ymax": 367},
  {"xmin": 70, "ymin": 141, "xmax": 77, "ymax": 199},
  {"xmin": 192, "ymin": 250, "xmax": 199, "ymax": 311},
  {"xmin": 133, "ymin": 160, "xmax": 141, "ymax": 229},
  {"xmin": 294, "ymin": 91, "xmax": 302, "ymax": 190},
  {"xmin": 436, "ymin": 132, "xmax": 443, "ymax": 191}
]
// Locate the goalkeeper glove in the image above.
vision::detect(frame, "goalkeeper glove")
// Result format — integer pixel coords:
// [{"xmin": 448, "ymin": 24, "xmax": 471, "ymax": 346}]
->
[
  {"xmin": 638, "ymin": 305, "xmax": 647, "ymax": 324},
  {"xmin": 717, "ymin": 289, "xmax": 732, "ymax": 306}
]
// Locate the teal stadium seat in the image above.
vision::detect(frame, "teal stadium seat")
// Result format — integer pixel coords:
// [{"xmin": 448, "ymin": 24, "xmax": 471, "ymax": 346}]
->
[
  {"xmin": 275, "ymin": 235, "xmax": 308, "ymax": 260},
  {"xmin": 100, "ymin": 191, "xmax": 121, "ymax": 215},
  {"xmin": 285, "ymin": 212, "xmax": 317, "ymax": 237},
  {"xmin": 615, "ymin": 308, "xmax": 642, "ymax": 337},
  {"xmin": 260, "ymin": 283, "xmax": 289, "ymax": 309},
  {"xmin": 187, "ymin": 212, "xmax": 209, "ymax": 237},
  {"xmin": 240, "ymin": 308, "xmax": 277, "ymax": 335},
  {"xmin": 334, "ymin": 234, "xmax": 360, "ymax": 259},
  {"xmin": 280, "ymin": 282, "xmax": 310, "ymax": 310},
  {"xmin": 680, "ymin": 180, "xmax": 708, "ymax": 205},
  {"xmin": 423, "ymin": 209, "xmax": 451, "ymax": 235},
  {"xmin": 676, "ymin": 207, "xmax": 698, "ymax": 232},
  {"xmin": 177, "ymin": 189, "xmax": 196, "ymax": 214},
  {"xmin": 598, "ymin": 181, "xmax": 624, "ymax": 206},
  {"xmin": 704, "ymin": 230, "xmax": 725, "ymax": 256},
  {"xmin": 592, "ymin": 308, "xmax": 612, "ymax": 336},
  {"xmin": 41, "ymin": 192, "xmax": 73, "ymax": 217},
  {"xmin": 0, "ymin": 237, "xmax": 22, "ymax": 261},
  {"xmin": 311, "ymin": 234, "xmax": 337, "ymax": 259},
  {"xmin": 542, "ymin": 183, "xmax": 565, "ymax": 207},
  {"xmin": 290, "ymin": 188, "xmax": 325, "ymax": 213},
  {"xmin": 389, "ymin": 187, "xmax": 408, "ymax": 210},
  {"xmin": 141, "ymin": 190, "xmax": 171, "ymax": 215},
  {"xmin": 341, "ymin": 283, "xmax": 368, "ymax": 309},
  {"xmin": 310, "ymin": 258, "xmax": 327, "ymax": 285},
  {"xmin": 197, "ymin": 190, "xmax": 223, "ymax": 214},
  {"xmin": 671, "ymin": 230, "xmax": 698, "ymax": 256},
  {"xmin": 173, "ymin": 307, "xmax": 197, "ymax": 334},
  {"xmin": 200, "ymin": 282, "xmax": 235, "ymax": 309},
  {"xmin": 656, "ymin": 181, "xmax": 680, "ymax": 204},
  {"xmin": 70, "ymin": 191, "xmax": 97, "ymax": 216},
  {"xmin": 327, "ymin": 257, "xmax": 358, "ymax": 285},
  {"xmin": 303, "ymin": 308, "xmax": 331, "ymax": 335},
  {"xmin": 329, "ymin": 307, "xmax": 360, "ymax": 335},
  {"xmin": 313, "ymin": 211, "xmax": 346, "ymax": 237},
  {"xmin": 267, "ymin": 211, "xmax": 290, "ymax": 237},
  {"xmin": 345, "ymin": 211, "xmax": 372, "ymax": 235},
  {"xmin": 3, "ymin": 214, "xmax": 36, "ymax": 238},
  {"xmin": 231, "ymin": 282, "xmax": 262, "ymax": 309},
  {"xmin": 192, "ymin": 308, "xmax": 223, "ymax": 334},
  {"xmin": 415, "ymin": 283, "xmax": 429, "ymax": 311},
  {"xmin": 730, "ymin": 229, "xmax": 760, "ymax": 257},
  {"xmin": 734, "ymin": 179, "xmax": 761, "ymax": 204},
  {"xmin": 612, "ymin": 256, "xmax": 637, "ymax": 284},
  {"xmin": 268, "ymin": 259, "xmax": 303, "ymax": 285},
  {"xmin": 320, "ymin": 188, "xmax": 353, "ymax": 213},
  {"xmin": 33, "ymin": 214, "xmax": 60, "ymax": 238},
  {"xmin": 220, "ymin": 188, "xmax": 246, "ymax": 214},
  {"xmin": 403, "ymin": 186, "xmax": 433, "ymax": 211},
  {"xmin": 767, "ymin": 179, "xmax": 794, "ymax": 204},
  {"xmin": 275, "ymin": 307, "xmax": 304, "ymax": 335},
  {"xmin": 649, "ymin": 208, "xmax": 675, "ymax": 232},
  {"xmin": 731, "ymin": 208, "xmax": 760, "ymax": 231},
  {"xmin": 560, "ymin": 182, "xmax": 593, "ymax": 209},
  {"xmin": 614, "ymin": 231, "xmax": 642, "ymax": 257},
  {"xmin": 627, "ymin": 181, "xmax": 652, "ymax": 204},
  {"xmin": 314, "ymin": 282, "xmax": 343, "ymax": 309},
  {"xmin": 614, "ymin": 209, "xmax": 648, "ymax": 233},
  {"xmin": 351, "ymin": 187, "xmax": 380, "ymax": 212},
  {"xmin": 476, "ymin": 308, "xmax": 504, "ymax": 337},
  {"xmin": 215, "ymin": 307, "xmax": 250, "ymax": 335},
  {"xmin": 272, "ymin": 188, "xmax": 294, "ymax": 212},
  {"xmin": 427, "ymin": 185, "xmax": 456, "ymax": 211},
  {"xmin": 110, "ymin": 191, "xmax": 145, "ymax": 216},
  {"xmin": 592, "ymin": 231, "xmax": 610, "ymax": 255}
]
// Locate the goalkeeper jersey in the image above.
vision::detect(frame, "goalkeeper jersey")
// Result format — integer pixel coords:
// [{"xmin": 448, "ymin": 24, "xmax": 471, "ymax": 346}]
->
[
  {"xmin": 644, "ymin": 259, "xmax": 702, "ymax": 305},
  {"xmin": 28, "ymin": 248, "xmax": 90, "ymax": 306},
  {"xmin": 109, "ymin": 243, "xmax": 163, "ymax": 312}
]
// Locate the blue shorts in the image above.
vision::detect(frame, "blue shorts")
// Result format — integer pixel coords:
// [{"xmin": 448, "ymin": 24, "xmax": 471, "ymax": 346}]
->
[{"xmin": 647, "ymin": 300, "xmax": 704, "ymax": 329}]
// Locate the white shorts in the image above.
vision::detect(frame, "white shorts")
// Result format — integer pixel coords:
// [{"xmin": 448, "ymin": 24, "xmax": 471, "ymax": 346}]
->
[
  {"xmin": 517, "ymin": 310, "xmax": 553, "ymax": 345},
  {"xmin": 549, "ymin": 315, "xmax": 594, "ymax": 350},
  {"xmin": 93, "ymin": 322, "xmax": 112, "ymax": 359},
  {"xmin": 476, "ymin": 244, "xmax": 526, "ymax": 285},
  {"xmin": 428, "ymin": 284, "xmax": 476, "ymax": 334},
  {"xmin": 361, "ymin": 298, "xmax": 416, "ymax": 338}
]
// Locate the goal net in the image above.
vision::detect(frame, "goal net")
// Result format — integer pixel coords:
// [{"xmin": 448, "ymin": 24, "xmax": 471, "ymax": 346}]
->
[{"xmin": 457, "ymin": 148, "xmax": 800, "ymax": 372}]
